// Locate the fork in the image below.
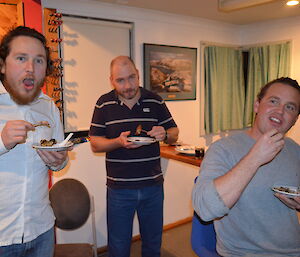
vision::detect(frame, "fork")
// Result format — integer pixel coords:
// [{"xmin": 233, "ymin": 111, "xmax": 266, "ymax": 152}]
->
[{"xmin": 56, "ymin": 133, "xmax": 74, "ymax": 147}]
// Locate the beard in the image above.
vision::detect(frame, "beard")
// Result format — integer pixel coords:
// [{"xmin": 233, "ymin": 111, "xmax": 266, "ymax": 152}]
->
[
  {"xmin": 118, "ymin": 87, "xmax": 139, "ymax": 100},
  {"xmin": 2, "ymin": 78, "xmax": 44, "ymax": 105}
]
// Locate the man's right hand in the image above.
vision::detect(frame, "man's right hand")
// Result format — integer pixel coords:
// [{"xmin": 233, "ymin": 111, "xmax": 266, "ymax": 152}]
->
[
  {"xmin": 118, "ymin": 131, "xmax": 141, "ymax": 149},
  {"xmin": 1, "ymin": 120, "xmax": 34, "ymax": 150},
  {"xmin": 214, "ymin": 129, "xmax": 285, "ymax": 209},
  {"xmin": 275, "ymin": 194, "xmax": 300, "ymax": 212},
  {"xmin": 249, "ymin": 129, "xmax": 285, "ymax": 167}
]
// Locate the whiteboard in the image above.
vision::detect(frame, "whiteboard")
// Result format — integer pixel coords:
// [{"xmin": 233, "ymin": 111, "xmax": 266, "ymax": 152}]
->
[{"xmin": 60, "ymin": 16, "xmax": 132, "ymax": 132}]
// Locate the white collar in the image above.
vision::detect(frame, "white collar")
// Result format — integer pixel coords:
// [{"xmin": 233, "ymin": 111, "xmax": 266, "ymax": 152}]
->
[{"xmin": 0, "ymin": 81, "xmax": 7, "ymax": 95}]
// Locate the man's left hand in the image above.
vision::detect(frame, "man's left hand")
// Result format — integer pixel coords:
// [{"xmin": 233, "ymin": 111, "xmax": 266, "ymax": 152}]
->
[
  {"xmin": 275, "ymin": 194, "xmax": 300, "ymax": 211},
  {"xmin": 37, "ymin": 149, "xmax": 68, "ymax": 168},
  {"xmin": 147, "ymin": 126, "xmax": 166, "ymax": 141}
]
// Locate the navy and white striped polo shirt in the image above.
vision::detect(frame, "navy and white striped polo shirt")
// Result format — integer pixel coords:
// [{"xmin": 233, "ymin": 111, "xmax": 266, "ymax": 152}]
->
[{"xmin": 89, "ymin": 87, "xmax": 177, "ymax": 189}]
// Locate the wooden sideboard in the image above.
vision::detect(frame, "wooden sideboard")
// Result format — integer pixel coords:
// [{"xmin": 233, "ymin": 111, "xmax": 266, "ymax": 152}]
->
[{"xmin": 160, "ymin": 145, "xmax": 202, "ymax": 167}]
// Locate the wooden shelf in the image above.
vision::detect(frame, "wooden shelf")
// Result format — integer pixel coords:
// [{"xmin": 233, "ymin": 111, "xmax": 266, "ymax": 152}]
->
[
  {"xmin": 43, "ymin": 8, "xmax": 63, "ymax": 118},
  {"xmin": 160, "ymin": 145, "xmax": 202, "ymax": 167}
]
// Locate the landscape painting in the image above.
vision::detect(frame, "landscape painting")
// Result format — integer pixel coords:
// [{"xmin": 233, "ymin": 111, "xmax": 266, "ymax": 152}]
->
[{"xmin": 144, "ymin": 44, "xmax": 197, "ymax": 101}]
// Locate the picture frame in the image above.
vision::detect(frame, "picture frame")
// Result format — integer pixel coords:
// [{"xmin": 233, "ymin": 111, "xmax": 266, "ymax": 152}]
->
[{"xmin": 143, "ymin": 43, "xmax": 197, "ymax": 101}]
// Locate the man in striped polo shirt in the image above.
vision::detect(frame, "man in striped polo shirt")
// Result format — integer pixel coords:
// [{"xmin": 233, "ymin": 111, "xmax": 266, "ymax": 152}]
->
[{"xmin": 89, "ymin": 56, "xmax": 179, "ymax": 257}]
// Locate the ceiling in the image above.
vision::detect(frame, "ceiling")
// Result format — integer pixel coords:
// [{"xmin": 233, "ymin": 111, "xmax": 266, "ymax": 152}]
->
[{"xmin": 94, "ymin": 0, "xmax": 300, "ymax": 25}]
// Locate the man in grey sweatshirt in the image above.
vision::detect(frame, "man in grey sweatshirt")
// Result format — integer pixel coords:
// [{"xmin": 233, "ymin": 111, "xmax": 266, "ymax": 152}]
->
[{"xmin": 193, "ymin": 77, "xmax": 300, "ymax": 257}]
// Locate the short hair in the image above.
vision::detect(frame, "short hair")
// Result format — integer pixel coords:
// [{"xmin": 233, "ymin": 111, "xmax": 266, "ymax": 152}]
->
[
  {"xmin": 110, "ymin": 56, "xmax": 137, "ymax": 76},
  {"xmin": 257, "ymin": 77, "xmax": 300, "ymax": 100},
  {"xmin": 0, "ymin": 26, "xmax": 53, "ymax": 81},
  {"xmin": 257, "ymin": 77, "xmax": 300, "ymax": 114}
]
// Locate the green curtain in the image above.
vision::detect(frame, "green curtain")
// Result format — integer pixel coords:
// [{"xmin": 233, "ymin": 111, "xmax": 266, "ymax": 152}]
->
[
  {"xmin": 244, "ymin": 42, "xmax": 291, "ymax": 126},
  {"xmin": 204, "ymin": 46, "xmax": 245, "ymax": 134}
]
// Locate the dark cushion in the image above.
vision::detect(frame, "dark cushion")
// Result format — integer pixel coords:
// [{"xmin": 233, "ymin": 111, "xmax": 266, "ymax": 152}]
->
[{"xmin": 49, "ymin": 178, "xmax": 90, "ymax": 229}]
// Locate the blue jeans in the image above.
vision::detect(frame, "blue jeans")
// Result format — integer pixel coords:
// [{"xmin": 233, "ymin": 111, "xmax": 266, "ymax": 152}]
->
[
  {"xmin": 0, "ymin": 227, "xmax": 54, "ymax": 257},
  {"xmin": 107, "ymin": 184, "xmax": 164, "ymax": 257}
]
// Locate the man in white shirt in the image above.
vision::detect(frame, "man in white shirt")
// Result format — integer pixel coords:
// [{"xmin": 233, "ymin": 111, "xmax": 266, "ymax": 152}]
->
[{"xmin": 0, "ymin": 26, "xmax": 69, "ymax": 257}]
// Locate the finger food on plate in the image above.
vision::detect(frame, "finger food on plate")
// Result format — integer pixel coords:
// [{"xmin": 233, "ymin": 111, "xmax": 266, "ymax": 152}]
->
[
  {"xmin": 272, "ymin": 185, "xmax": 300, "ymax": 197},
  {"xmin": 135, "ymin": 124, "xmax": 142, "ymax": 135},
  {"xmin": 40, "ymin": 139, "xmax": 57, "ymax": 146},
  {"xmin": 273, "ymin": 186, "xmax": 299, "ymax": 194},
  {"xmin": 135, "ymin": 124, "xmax": 149, "ymax": 136},
  {"xmin": 33, "ymin": 121, "xmax": 50, "ymax": 128}
]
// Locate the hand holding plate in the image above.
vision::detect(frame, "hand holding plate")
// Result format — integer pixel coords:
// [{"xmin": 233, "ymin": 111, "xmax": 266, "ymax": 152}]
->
[
  {"xmin": 119, "ymin": 131, "xmax": 141, "ymax": 149},
  {"xmin": 274, "ymin": 194, "xmax": 300, "ymax": 211},
  {"xmin": 37, "ymin": 148, "xmax": 68, "ymax": 168}
]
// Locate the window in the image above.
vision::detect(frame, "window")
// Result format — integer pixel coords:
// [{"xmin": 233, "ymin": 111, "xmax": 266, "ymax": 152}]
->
[{"xmin": 201, "ymin": 41, "xmax": 291, "ymax": 134}]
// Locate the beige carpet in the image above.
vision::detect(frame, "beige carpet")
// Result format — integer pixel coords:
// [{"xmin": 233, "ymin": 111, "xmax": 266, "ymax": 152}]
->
[{"xmin": 99, "ymin": 221, "xmax": 197, "ymax": 257}]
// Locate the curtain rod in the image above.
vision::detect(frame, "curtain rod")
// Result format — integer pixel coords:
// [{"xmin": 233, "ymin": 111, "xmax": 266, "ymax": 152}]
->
[
  {"xmin": 242, "ymin": 39, "xmax": 291, "ymax": 49},
  {"xmin": 201, "ymin": 39, "xmax": 291, "ymax": 50}
]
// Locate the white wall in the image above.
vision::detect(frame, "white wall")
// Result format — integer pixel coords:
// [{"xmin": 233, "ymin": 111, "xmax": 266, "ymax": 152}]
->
[
  {"xmin": 43, "ymin": 0, "xmax": 240, "ymax": 147},
  {"xmin": 43, "ymin": 0, "xmax": 300, "ymax": 248},
  {"xmin": 61, "ymin": 16, "xmax": 131, "ymax": 132}
]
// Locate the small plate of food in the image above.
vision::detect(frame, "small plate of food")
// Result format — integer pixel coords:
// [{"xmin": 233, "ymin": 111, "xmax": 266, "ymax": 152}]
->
[
  {"xmin": 175, "ymin": 145, "xmax": 195, "ymax": 155},
  {"xmin": 272, "ymin": 185, "xmax": 300, "ymax": 197},
  {"xmin": 32, "ymin": 139, "xmax": 73, "ymax": 151},
  {"xmin": 127, "ymin": 136, "xmax": 156, "ymax": 145}
]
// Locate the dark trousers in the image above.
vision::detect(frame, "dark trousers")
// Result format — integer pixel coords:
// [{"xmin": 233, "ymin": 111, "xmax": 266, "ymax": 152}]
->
[
  {"xmin": 0, "ymin": 227, "xmax": 54, "ymax": 257},
  {"xmin": 107, "ymin": 184, "xmax": 164, "ymax": 257}
]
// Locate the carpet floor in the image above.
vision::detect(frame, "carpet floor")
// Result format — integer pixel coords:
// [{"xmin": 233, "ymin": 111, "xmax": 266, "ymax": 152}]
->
[{"xmin": 99, "ymin": 221, "xmax": 197, "ymax": 257}]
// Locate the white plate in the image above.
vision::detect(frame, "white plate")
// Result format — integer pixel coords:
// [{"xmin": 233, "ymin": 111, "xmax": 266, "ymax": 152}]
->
[
  {"xmin": 175, "ymin": 145, "xmax": 195, "ymax": 155},
  {"xmin": 127, "ymin": 136, "xmax": 156, "ymax": 145},
  {"xmin": 32, "ymin": 141, "xmax": 73, "ymax": 151},
  {"xmin": 272, "ymin": 185, "xmax": 300, "ymax": 197}
]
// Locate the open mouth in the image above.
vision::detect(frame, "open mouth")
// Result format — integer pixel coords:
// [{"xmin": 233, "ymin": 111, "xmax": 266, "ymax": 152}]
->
[
  {"xmin": 23, "ymin": 78, "xmax": 34, "ymax": 89},
  {"xmin": 269, "ymin": 116, "xmax": 281, "ymax": 124}
]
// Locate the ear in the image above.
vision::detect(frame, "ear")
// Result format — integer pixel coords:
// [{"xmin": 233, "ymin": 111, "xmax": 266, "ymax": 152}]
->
[
  {"xmin": 109, "ymin": 75, "xmax": 115, "ymax": 89},
  {"xmin": 290, "ymin": 113, "xmax": 299, "ymax": 128},
  {"xmin": 0, "ymin": 58, "xmax": 5, "ymax": 74},
  {"xmin": 294, "ymin": 115, "xmax": 299, "ymax": 124},
  {"xmin": 253, "ymin": 99, "xmax": 259, "ymax": 114}
]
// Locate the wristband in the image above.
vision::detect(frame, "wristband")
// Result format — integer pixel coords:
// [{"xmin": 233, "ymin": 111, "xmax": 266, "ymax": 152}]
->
[{"xmin": 163, "ymin": 131, "xmax": 168, "ymax": 143}]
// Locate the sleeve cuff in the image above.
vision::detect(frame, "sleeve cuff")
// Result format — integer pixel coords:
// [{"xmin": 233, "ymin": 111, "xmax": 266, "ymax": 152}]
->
[
  {"xmin": 193, "ymin": 180, "xmax": 229, "ymax": 221},
  {"xmin": 0, "ymin": 137, "xmax": 10, "ymax": 156},
  {"xmin": 206, "ymin": 180, "xmax": 229, "ymax": 216},
  {"xmin": 47, "ymin": 156, "xmax": 69, "ymax": 172}
]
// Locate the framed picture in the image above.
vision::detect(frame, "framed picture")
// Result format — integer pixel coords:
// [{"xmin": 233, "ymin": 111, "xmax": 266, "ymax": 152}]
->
[{"xmin": 143, "ymin": 43, "xmax": 197, "ymax": 101}]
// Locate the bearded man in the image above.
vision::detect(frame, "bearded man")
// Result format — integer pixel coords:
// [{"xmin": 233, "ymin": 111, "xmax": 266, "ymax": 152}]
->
[{"xmin": 0, "ymin": 26, "xmax": 69, "ymax": 257}]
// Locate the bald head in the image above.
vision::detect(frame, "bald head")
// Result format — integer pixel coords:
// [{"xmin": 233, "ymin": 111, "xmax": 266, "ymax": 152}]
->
[
  {"xmin": 110, "ymin": 56, "xmax": 137, "ymax": 76},
  {"xmin": 109, "ymin": 56, "xmax": 140, "ymax": 101}
]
